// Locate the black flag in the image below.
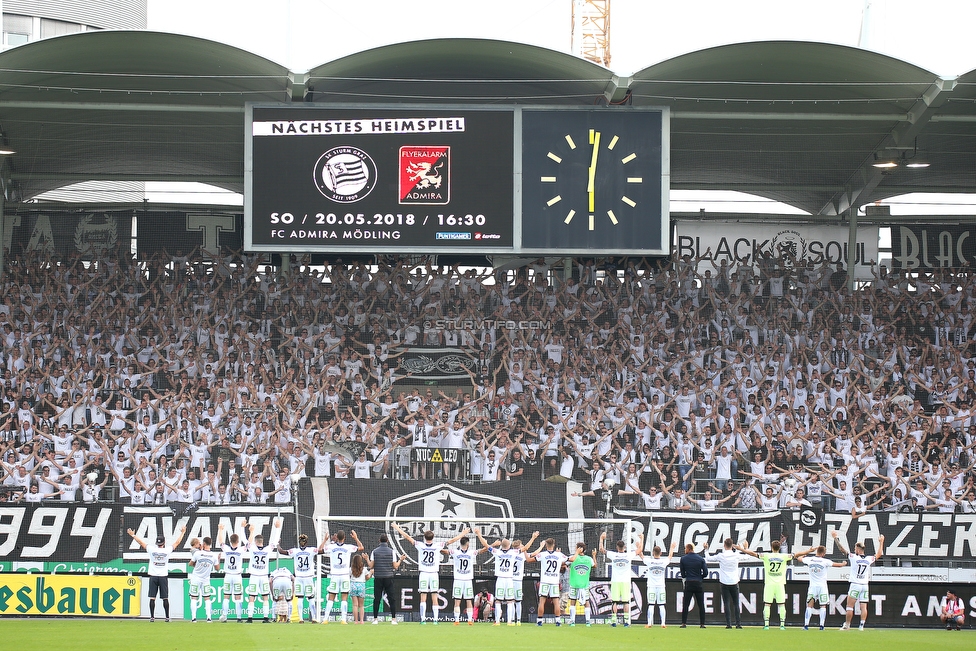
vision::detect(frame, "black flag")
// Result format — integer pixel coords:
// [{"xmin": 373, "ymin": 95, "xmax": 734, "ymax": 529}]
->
[{"xmin": 798, "ymin": 506, "xmax": 824, "ymax": 533}]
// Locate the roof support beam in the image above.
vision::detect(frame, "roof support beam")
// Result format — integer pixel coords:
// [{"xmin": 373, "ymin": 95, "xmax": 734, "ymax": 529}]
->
[
  {"xmin": 672, "ymin": 111, "xmax": 907, "ymax": 122},
  {"xmin": 0, "ymin": 101, "xmax": 244, "ymax": 113},
  {"xmin": 10, "ymin": 173, "xmax": 242, "ymax": 183},
  {"xmin": 672, "ymin": 183, "xmax": 855, "ymax": 192},
  {"xmin": 5, "ymin": 202, "xmax": 242, "ymax": 212},
  {"xmin": 287, "ymin": 72, "xmax": 308, "ymax": 102},
  {"xmin": 603, "ymin": 75, "xmax": 631, "ymax": 103},
  {"xmin": 671, "ymin": 182, "xmax": 976, "ymax": 193},
  {"xmin": 818, "ymin": 77, "xmax": 957, "ymax": 216},
  {"xmin": 670, "ymin": 212, "xmax": 976, "ymax": 224}
]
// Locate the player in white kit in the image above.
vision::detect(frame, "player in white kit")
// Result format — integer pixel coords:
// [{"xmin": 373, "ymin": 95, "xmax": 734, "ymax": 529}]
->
[
  {"xmin": 286, "ymin": 533, "xmax": 328, "ymax": 623},
  {"xmin": 475, "ymin": 530, "xmax": 519, "ymax": 626},
  {"xmin": 392, "ymin": 523, "xmax": 450, "ymax": 624},
  {"xmin": 270, "ymin": 566, "xmax": 294, "ymax": 622},
  {"xmin": 801, "ymin": 545, "xmax": 846, "ymax": 630},
  {"xmin": 638, "ymin": 541, "xmax": 677, "ymax": 628},
  {"xmin": 188, "ymin": 537, "xmax": 221, "ymax": 622},
  {"xmin": 321, "ymin": 529, "xmax": 364, "ymax": 624},
  {"xmin": 216, "ymin": 522, "xmax": 248, "ymax": 622},
  {"xmin": 509, "ymin": 532, "xmax": 540, "ymax": 625},
  {"xmin": 245, "ymin": 519, "xmax": 282, "ymax": 623},
  {"xmin": 531, "ymin": 536, "xmax": 568, "ymax": 626},
  {"xmin": 831, "ymin": 531, "xmax": 884, "ymax": 630},
  {"xmin": 441, "ymin": 528, "xmax": 480, "ymax": 625}
]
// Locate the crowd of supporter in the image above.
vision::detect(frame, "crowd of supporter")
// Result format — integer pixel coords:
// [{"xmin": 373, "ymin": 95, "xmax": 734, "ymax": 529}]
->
[{"xmin": 0, "ymin": 247, "xmax": 975, "ymax": 515}]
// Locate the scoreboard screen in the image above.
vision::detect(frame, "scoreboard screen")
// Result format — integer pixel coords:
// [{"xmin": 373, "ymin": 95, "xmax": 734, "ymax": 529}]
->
[
  {"xmin": 245, "ymin": 104, "xmax": 668, "ymax": 255},
  {"xmin": 246, "ymin": 105, "xmax": 514, "ymax": 252}
]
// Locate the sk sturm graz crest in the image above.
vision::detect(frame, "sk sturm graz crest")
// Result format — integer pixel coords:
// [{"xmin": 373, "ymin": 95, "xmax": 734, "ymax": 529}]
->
[
  {"xmin": 399, "ymin": 146, "xmax": 450, "ymax": 205},
  {"xmin": 313, "ymin": 146, "xmax": 377, "ymax": 203}
]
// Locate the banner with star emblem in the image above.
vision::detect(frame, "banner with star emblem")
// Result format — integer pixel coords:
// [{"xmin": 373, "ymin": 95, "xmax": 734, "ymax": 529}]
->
[{"xmin": 307, "ymin": 479, "xmax": 579, "ymax": 571}]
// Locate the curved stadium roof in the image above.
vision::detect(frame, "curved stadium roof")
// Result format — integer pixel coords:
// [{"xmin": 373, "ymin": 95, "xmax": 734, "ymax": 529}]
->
[{"xmin": 0, "ymin": 31, "xmax": 973, "ymax": 216}]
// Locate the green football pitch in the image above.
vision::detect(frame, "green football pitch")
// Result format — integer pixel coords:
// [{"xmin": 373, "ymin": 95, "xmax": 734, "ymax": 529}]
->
[{"xmin": 2, "ymin": 620, "xmax": 970, "ymax": 651}]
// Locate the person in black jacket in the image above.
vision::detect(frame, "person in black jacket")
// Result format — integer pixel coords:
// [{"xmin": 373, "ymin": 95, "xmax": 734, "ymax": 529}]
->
[
  {"xmin": 368, "ymin": 534, "xmax": 405, "ymax": 623},
  {"xmin": 679, "ymin": 543, "xmax": 707, "ymax": 628}
]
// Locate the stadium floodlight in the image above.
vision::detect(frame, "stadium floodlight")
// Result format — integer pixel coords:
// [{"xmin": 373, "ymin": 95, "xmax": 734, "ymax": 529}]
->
[{"xmin": 871, "ymin": 152, "xmax": 898, "ymax": 169}]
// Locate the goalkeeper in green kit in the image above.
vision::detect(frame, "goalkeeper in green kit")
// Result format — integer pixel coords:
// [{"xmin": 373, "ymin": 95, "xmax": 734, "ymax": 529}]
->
[
  {"xmin": 737, "ymin": 537, "xmax": 812, "ymax": 629},
  {"xmin": 564, "ymin": 541, "xmax": 596, "ymax": 626}
]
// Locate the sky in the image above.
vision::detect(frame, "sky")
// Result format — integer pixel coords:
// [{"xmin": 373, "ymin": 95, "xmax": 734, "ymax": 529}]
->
[
  {"xmin": 141, "ymin": 0, "xmax": 976, "ymax": 213},
  {"xmin": 146, "ymin": 0, "xmax": 976, "ymax": 77}
]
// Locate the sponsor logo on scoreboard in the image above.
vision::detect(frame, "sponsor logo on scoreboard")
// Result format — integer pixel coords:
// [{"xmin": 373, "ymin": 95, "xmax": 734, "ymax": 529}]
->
[
  {"xmin": 399, "ymin": 146, "xmax": 450, "ymax": 205},
  {"xmin": 435, "ymin": 232, "xmax": 471, "ymax": 240},
  {"xmin": 313, "ymin": 146, "xmax": 377, "ymax": 203},
  {"xmin": 474, "ymin": 232, "xmax": 501, "ymax": 240}
]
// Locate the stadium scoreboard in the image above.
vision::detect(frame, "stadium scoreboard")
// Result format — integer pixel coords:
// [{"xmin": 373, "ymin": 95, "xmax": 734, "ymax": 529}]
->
[{"xmin": 245, "ymin": 104, "xmax": 669, "ymax": 255}]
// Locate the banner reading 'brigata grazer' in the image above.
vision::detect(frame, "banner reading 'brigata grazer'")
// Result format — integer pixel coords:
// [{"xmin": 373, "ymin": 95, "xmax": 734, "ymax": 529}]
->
[{"xmin": 617, "ymin": 509, "xmax": 976, "ymax": 558}]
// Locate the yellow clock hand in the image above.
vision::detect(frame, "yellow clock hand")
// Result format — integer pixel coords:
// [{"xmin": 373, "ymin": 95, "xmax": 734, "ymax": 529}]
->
[{"xmin": 587, "ymin": 130, "xmax": 601, "ymax": 213}]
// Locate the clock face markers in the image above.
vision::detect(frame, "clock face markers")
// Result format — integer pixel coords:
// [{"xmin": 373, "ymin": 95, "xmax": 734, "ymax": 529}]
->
[
  {"xmin": 540, "ymin": 126, "xmax": 646, "ymax": 232},
  {"xmin": 524, "ymin": 108, "xmax": 664, "ymax": 249}
]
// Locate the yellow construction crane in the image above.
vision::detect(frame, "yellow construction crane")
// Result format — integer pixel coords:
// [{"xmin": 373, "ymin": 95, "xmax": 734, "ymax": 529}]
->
[{"xmin": 572, "ymin": 0, "xmax": 611, "ymax": 67}]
